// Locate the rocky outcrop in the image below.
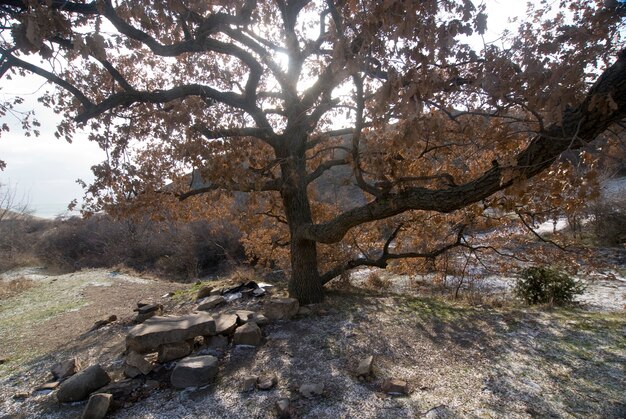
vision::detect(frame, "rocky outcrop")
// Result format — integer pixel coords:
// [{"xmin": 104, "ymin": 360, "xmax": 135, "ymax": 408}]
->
[
  {"xmin": 56, "ymin": 364, "xmax": 111, "ymax": 403},
  {"xmin": 170, "ymin": 355, "xmax": 219, "ymax": 389},
  {"xmin": 126, "ymin": 313, "xmax": 216, "ymax": 353}
]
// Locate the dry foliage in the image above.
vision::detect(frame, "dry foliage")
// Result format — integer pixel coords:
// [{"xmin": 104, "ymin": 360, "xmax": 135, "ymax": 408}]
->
[{"xmin": 0, "ymin": 277, "xmax": 34, "ymax": 299}]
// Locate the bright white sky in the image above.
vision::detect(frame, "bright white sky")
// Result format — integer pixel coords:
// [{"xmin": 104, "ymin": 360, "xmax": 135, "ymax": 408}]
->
[{"xmin": 0, "ymin": 1, "xmax": 529, "ymax": 218}]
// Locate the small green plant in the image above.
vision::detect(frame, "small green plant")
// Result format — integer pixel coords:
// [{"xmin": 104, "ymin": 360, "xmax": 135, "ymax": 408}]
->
[{"xmin": 515, "ymin": 266, "xmax": 585, "ymax": 306}]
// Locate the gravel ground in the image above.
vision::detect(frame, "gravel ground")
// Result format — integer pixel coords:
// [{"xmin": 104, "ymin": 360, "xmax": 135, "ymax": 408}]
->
[{"xmin": 0, "ymin": 267, "xmax": 624, "ymax": 418}]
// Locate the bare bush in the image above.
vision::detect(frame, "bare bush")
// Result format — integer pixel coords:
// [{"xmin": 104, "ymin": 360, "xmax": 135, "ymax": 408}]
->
[
  {"xmin": 365, "ymin": 272, "xmax": 391, "ymax": 290},
  {"xmin": 590, "ymin": 196, "xmax": 626, "ymax": 247},
  {"xmin": 35, "ymin": 215, "xmax": 244, "ymax": 279}
]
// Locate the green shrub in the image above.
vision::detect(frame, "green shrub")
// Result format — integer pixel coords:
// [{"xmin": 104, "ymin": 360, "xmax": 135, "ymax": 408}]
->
[{"xmin": 514, "ymin": 266, "xmax": 585, "ymax": 306}]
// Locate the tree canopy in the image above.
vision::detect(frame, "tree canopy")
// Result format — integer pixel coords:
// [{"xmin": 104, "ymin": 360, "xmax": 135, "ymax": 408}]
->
[{"xmin": 1, "ymin": 0, "xmax": 625, "ymax": 302}]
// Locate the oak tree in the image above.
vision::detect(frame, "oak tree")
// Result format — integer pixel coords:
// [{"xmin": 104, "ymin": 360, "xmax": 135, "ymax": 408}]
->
[{"xmin": 1, "ymin": 0, "xmax": 625, "ymax": 303}]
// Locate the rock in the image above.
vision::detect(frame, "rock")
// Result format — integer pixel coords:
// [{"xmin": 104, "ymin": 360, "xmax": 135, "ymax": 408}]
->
[
  {"xmin": 89, "ymin": 315, "xmax": 117, "ymax": 332},
  {"xmin": 123, "ymin": 365, "xmax": 142, "ymax": 378},
  {"xmin": 215, "ymin": 313, "xmax": 239, "ymax": 335},
  {"xmin": 249, "ymin": 314, "xmax": 269, "ymax": 326},
  {"xmin": 356, "ymin": 355, "xmax": 374, "ymax": 378},
  {"xmin": 35, "ymin": 381, "xmax": 60, "ymax": 392},
  {"xmin": 57, "ymin": 364, "xmax": 111, "ymax": 403},
  {"xmin": 242, "ymin": 376, "xmax": 258, "ymax": 392},
  {"xmin": 196, "ymin": 285, "xmax": 214, "ymax": 300},
  {"xmin": 264, "ymin": 298, "xmax": 299, "ymax": 320},
  {"xmin": 233, "ymin": 322, "xmax": 262, "ymax": 346},
  {"xmin": 297, "ymin": 306, "xmax": 312, "ymax": 316},
  {"xmin": 126, "ymin": 313, "xmax": 216, "ymax": 353},
  {"xmin": 133, "ymin": 303, "xmax": 163, "ymax": 323},
  {"xmin": 170, "ymin": 356, "xmax": 218, "ymax": 389},
  {"xmin": 382, "ymin": 379, "xmax": 409, "ymax": 396},
  {"xmin": 276, "ymin": 398, "xmax": 292, "ymax": 418},
  {"xmin": 252, "ymin": 287, "xmax": 266, "ymax": 297},
  {"xmin": 197, "ymin": 295, "xmax": 226, "ymax": 310},
  {"xmin": 205, "ymin": 335, "xmax": 229, "ymax": 350},
  {"xmin": 144, "ymin": 380, "xmax": 160, "ymax": 391},
  {"xmin": 80, "ymin": 393, "xmax": 111, "ymax": 419},
  {"xmin": 425, "ymin": 405, "xmax": 454, "ymax": 419},
  {"xmin": 94, "ymin": 379, "xmax": 142, "ymax": 407},
  {"xmin": 51, "ymin": 357, "xmax": 81, "ymax": 380},
  {"xmin": 157, "ymin": 341, "xmax": 192, "ymax": 363},
  {"xmin": 125, "ymin": 351, "xmax": 154, "ymax": 375},
  {"xmin": 299, "ymin": 383, "xmax": 324, "ymax": 398},
  {"xmin": 257, "ymin": 374, "xmax": 277, "ymax": 390},
  {"xmin": 234, "ymin": 310, "xmax": 256, "ymax": 324}
]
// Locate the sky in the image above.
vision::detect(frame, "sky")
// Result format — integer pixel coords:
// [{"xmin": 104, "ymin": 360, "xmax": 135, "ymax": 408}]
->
[{"xmin": 0, "ymin": 1, "xmax": 529, "ymax": 218}]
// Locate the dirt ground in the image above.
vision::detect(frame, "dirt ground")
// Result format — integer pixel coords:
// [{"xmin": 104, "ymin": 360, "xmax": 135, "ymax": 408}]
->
[{"xmin": 0, "ymin": 266, "xmax": 624, "ymax": 418}]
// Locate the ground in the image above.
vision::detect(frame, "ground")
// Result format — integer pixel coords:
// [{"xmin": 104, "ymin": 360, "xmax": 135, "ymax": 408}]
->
[{"xmin": 0, "ymin": 265, "xmax": 624, "ymax": 418}]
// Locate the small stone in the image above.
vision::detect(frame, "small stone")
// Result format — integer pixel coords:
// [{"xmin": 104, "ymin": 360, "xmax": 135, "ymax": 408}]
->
[
  {"xmin": 196, "ymin": 285, "xmax": 214, "ymax": 300},
  {"xmin": 356, "ymin": 355, "xmax": 374, "ymax": 378},
  {"xmin": 134, "ymin": 304, "xmax": 163, "ymax": 323},
  {"xmin": 233, "ymin": 322, "xmax": 262, "ymax": 346},
  {"xmin": 249, "ymin": 314, "xmax": 269, "ymax": 326},
  {"xmin": 257, "ymin": 374, "xmax": 277, "ymax": 390},
  {"xmin": 264, "ymin": 298, "xmax": 299, "ymax": 320},
  {"xmin": 205, "ymin": 335, "xmax": 229, "ymax": 350},
  {"xmin": 126, "ymin": 351, "xmax": 154, "ymax": 375},
  {"xmin": 215, "ymin": 313, "xmax": 239, "ymax": 335},
  {"xmin": 80, "ymin": 393, "xmax": 111, "ymax": 419},
  {"xmin": 299, "ymin": 383, "xmax": 324, "ymax": 398},
  {"xmin": 51, "ymin": 357, "xmax": 81, "ymax": 380},
  {"xmin": 197, "ymin": 295, "xmax": 226, "ymax": 310},
  {"xmin": 242, "ymin": 376, "xmax": 259, "ymax": 392},
  {"xmin": 12, "ymin": 393, "xmax": 29, "ymax": 400},
  {"xmin": 57, "ymin": 364, "xmax": 111, "ymax": 403},
  {"xmin": 276, "ymin": 398, "xmax": 292, "ymax": 419},
  {"xmin": 170, "ymin": 356, "xmax": 219, "ymax": 389},
  {"xmin": 382, "ymin": 379, "xmax": 409, "ymax": 396},
  {"xmin": 157, "ymin": 341, "xmax": 192, "ymax": 363},
  {"xmin": 297, "ymin": 306, "xmax": 312, "ymax": 316},
  {"xmin": 252, "ymin": 287, "xmax": 266, "ymax": 297}
]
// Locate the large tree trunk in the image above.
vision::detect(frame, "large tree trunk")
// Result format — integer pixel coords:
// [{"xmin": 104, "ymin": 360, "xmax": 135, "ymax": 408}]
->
[{"xmin": 278, "ymin": 137, "xmax": 325, "ymax": 304}]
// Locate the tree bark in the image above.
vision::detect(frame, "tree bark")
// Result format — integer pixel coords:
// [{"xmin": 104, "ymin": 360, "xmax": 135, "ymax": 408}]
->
[{"xmin": 278, "ymin": 134, "xmax": 325, "ymax": 304}]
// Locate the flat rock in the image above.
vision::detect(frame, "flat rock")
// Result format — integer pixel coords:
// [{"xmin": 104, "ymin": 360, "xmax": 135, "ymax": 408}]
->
[
  {"xmin": 170, "ymin": 356, "xmax": 218, "ymax": 389},
  {"xmin": 51, "ymin": 357, "xmax": 81, "ymax": 380},
  {"xmin": 234, "ymin": 310, "xmax": 255, "ymax": 324},
  {"xmin": 134, "ymin": 304, "xmax": 163, "ymax": 323},
  {"xmin": 126, "ymin": 313, "xmax": 216, "ymax": 353},
  {"xmin": 89, "ymin": 315, "xmax": 117, "ymax": 332},
  {"xmin": 356, "ymin": 355, "xmax": 374, "ymax": 378},
  {"xmin": 57, "ymin": 364, "xmax": 111, "ymax": 403},
  {"xmin": 215, "ymin": 313, "xmax": 239, "ymax": 335},
  {"xmin": 249, "ymin": 314, "xmax": 269, "ymax": 326},
  {"xmin": 299, "ymin": 382, "xmax": 324, "ymax": 398},
  {"xmin": 257, "ymin": 374, "xmax": 277, "ymax": 390},
  {"xmin": 382, "ymin": 378, "xmax": 409, "ymax": 396},
  {"xmin": 158, "ymin": 341, "xmax": 192, "ymax": 363},
  {"xmin": 264, "ymin": 298, "xmax": 299, "ymax": 320},
  {"xmin": 35, "ymin": 381, "xmax": 60, "ymax": 392},
  {"xmin": 233, "ymin": 322, "xmax": 262, "ymax": 346},
  {"xmin": 197, "ymin": 295, "xmax": 226, "ymax": 310},
  {"xmin": 80, "ymin": 393, "xmax": 111, "ymax": 419}
]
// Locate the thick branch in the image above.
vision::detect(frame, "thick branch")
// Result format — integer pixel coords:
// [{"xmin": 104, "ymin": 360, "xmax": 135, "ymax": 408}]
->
[{"xmin": 301, "ymin": 51, "xmax": 626, "ymax": 244}]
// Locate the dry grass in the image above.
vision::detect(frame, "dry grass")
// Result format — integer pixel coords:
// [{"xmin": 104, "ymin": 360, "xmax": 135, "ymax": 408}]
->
[{"xmin": 0, "ymin": 277, "xmax": 36, "ymax": 299}]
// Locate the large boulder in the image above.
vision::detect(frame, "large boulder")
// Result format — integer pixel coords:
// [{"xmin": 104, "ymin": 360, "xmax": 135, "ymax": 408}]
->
[
  {"xmin": 126, "ymin": 313, "xmax": 216, "ymax": 353},
  {"xmin": 56, "ymin": 365, "xmax": 110, "ymax": 403},
  {"xmin": 233, "ymin": 322, "xmax": 262, "ymax": 346},
  {"xmin": 264, "ymin": 298, "xmax": 299, "ymax": 320},
  {"xmin": 170, "ymin": 356, "xmax": 219, "ymax": 389}
]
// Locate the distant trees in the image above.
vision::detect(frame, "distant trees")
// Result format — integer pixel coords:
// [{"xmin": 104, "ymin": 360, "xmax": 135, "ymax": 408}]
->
[{"xmin": 0, "ymin": 1, "xmax": 625, "ymax": 302}]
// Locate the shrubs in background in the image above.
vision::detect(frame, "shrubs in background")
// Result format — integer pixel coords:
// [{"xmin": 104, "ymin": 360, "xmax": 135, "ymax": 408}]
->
[
  {"xmin": 514, "ymin": 266, "xmax": 585, "ymax": 306},
  {"xmin": 590, "ymin": 196, "xmax": 626, "ymax": 247},
  {"xmin": 0, "ymin": 214, "xmax": 244, "ymax": 279}
]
